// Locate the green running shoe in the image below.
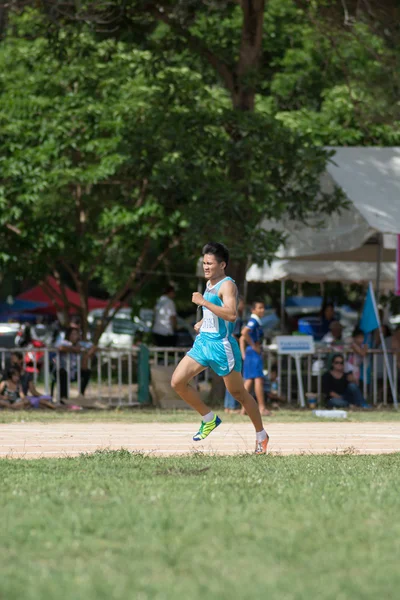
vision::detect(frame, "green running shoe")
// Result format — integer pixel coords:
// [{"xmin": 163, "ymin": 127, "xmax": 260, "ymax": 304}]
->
[{"xmin": 193, "ymin": 415, "xmax": 222, "ymax": 441}]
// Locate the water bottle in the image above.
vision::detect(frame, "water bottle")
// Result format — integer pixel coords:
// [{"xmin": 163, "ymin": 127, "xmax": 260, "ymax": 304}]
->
[{"xmin": 313, "ymin": 410, "xmax": 347, "ymax": 419}]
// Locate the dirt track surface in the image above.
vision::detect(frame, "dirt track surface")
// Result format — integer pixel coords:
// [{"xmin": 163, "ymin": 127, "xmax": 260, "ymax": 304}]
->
[{"xmin": 1, "ymin": 421, "xmax": 400, "ymax": 458}]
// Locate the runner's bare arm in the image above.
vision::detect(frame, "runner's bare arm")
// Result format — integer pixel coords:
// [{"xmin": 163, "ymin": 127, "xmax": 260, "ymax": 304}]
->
[
  {"xmin": 194, "ymin": 319, "xmax": 203, "ymax": 333},
  {"xmin": 192, "ymin": 280, "xmax": 237, "ymax": 322}
]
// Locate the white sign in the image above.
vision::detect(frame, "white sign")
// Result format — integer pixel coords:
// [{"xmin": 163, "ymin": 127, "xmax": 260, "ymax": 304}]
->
[{"xmin": 276, "ymin": 336, "xmax": 315, "ymax": 355}]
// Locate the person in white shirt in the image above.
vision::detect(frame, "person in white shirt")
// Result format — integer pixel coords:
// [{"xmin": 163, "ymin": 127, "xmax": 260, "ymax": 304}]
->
[{"xmin": 152, "ymin": 286, "xmax": 177, "ymax": 347}]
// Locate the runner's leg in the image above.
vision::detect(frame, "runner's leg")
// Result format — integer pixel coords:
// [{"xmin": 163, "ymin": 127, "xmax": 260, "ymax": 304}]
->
[
  {"xmin": 224, "ymin": 371, "xmax": 264, "ymax": 433},
  {"xmin": 171, "ymin": 355, "xmax": 209, "ymax": 415},
  {"xmin": 241, "ymin": 379, "xmax": 253, "ymax": 415}
]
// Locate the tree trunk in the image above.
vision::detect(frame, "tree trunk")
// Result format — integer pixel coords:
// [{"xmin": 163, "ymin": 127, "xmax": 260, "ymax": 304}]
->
[
  {"xmin": 227, "ymin": 259, "xmax": 249, "ymax": 299},
  {"xmin": 225, "ymin": 2, "xmax": 265, "ymax": 293},
  {"xmin": 0, "ymin": 4, "xmax": 8, "ymax": 40},
  {"xmin": 232, "ymin": 0, "xmax": 265, "ymax": 110}
]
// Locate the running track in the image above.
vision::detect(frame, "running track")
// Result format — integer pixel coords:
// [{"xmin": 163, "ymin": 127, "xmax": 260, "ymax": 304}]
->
[{"xmin": 1, "ymin": 422, "xmax": 400, "ymax": 458}]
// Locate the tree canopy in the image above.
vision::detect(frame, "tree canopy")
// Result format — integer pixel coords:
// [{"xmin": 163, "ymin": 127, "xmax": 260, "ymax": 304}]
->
[{"xmin": 1, "ymin": 0, "xmax": 398, "ymax": 326}]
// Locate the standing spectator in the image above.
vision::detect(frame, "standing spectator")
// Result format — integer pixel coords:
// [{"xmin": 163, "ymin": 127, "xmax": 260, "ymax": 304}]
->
[
  {"xmin": 374, "ymin": 325, "xmax": 393, "ymax": 399},
  {"xmin": 391, "ymin": 325, "xmax": 400, "ymax": 373},
  {"xmin": 347, "ymin": 327, "xmax": 368, "ymax": 384},
  {"xmin": 240, "ymin": 299, "xmax": 271, "ymax": 416},
  {"xmin": 320, "ymin": 302, "xmax": 336, "ymax": 338},
  {"xmin": 54, "ymin": 327, "xmax": 96, "ymax": 404},
  {"xmin": 14, "ymin": 323, "xmax": 33, "ymax": 348},
  {"xmin": 322, "ymin": 353, "xmax": 369, "ymax": 409},
  {"xmin": 152, "ymin": 285, "xmax": 177, "ymax": 347},
  {"xmin": 224, "ymin": 297, "xmax": 245, "ymax": 413},
  {"xmin": 321, "ymin": 320, "xmax": 344, "ymax": 347}
]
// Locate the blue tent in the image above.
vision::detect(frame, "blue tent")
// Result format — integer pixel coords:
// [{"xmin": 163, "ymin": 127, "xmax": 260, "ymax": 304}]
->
[
  {"xmin": 0, "ymin": 299, "xmax": 48, "ymax": 313},
  {"xmin": 285, "ymin": 296, "xmax": 322, "ymax": 309}
]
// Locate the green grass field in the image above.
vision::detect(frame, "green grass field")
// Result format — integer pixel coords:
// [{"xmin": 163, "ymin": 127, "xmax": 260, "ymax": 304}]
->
[
  {"xmin": 1, "ymin": 407, "xmax": 400, "ymax": 424},
  {"xmin": 1, "ymin": 451, "xmax": 400, "ymax": 600}
]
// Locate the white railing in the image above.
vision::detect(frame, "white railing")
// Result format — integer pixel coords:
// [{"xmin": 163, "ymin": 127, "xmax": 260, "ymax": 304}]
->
[
  {"xmin": 2, "ymin": 345, "xmax": 395, "ymax": 408},
  {"xmin": 0, "ymin": 346, "xmax": 198, "ymax": 407},
  {"xmin": 265, "ymin": 346, "xmax": 399, "ymax": 406}
]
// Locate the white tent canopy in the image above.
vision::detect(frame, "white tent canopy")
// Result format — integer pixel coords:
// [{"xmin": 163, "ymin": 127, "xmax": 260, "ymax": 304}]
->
[
  {"xmin": 248, "ymin": 147, "xmax": 400, "ymax": 286},
  {"xmin": 246, "ymin": 258, "xmax": 396, "ymax": 292},
  {"xmin": 327, "ymin": 147, "xmax": 400, "ymax": 235}
]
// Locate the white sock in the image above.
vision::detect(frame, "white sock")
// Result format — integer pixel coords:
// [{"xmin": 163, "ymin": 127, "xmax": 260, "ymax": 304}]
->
[
  {"xmin": 256, "ymin": 430, "xmax": 267, "ymax": 442},
  {"xmin": 202, "ymin": 411, "xmax": 214, "ymax": 423}
]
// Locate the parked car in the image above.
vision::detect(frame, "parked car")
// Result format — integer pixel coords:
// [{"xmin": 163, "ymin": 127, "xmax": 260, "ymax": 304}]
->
[
  {"xmin": 88, "ymin": 309, "xmax": 195, "ymax": 350},
  {"xmin": 0, "ymin": 323, "xmax": 21, "ymax": 349}
]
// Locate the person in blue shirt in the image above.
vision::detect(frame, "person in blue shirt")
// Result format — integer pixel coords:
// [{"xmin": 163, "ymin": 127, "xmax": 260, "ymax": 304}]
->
[
  {"xmin": 171, "ymin": 242, "xmax": 269, "ymax": 454},
  {"xmin": 240, "ymin": 299, "xmax": 270, "ymax": 415}
]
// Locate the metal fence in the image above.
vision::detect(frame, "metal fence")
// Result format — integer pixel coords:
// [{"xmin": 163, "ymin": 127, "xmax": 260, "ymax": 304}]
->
[
  {"xmin": 266, "ymin": 347, "xmax": 399, "ymax": 406},
  {"xmin": 1, "ymin": 345, "xmax": 397, "ymax": 407},
  {"xmin": 0, "ymin": 346, "xmax": 194, "ymax": 407}
]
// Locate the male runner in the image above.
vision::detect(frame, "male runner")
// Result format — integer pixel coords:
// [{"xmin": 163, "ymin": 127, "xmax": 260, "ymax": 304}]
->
[{"xmin": 171, "ymin": 242, "xmax": 269, "ymax": 454}]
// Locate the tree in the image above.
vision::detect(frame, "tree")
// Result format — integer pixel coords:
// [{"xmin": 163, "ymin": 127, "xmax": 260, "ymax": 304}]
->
[
  {"xmin": 0, "ymin": 12, "xmax": 344, "ymax": 336},
  {"xmin": 268, "ymin": 1, "xmax": 400, "ymax": 145}
]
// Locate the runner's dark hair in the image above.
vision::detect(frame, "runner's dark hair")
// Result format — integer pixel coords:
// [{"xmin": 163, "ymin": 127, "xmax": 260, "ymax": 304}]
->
[{"xmin": 202, "ymin": 242, "xmax": 229, "ymax": 267}]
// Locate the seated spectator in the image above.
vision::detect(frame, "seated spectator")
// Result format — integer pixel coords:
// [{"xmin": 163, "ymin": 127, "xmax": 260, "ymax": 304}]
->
[
  {"xmin": 6, "ymin": 352, "xmax": 55, "ymax": 410},
  {"xmin": 322, "ymin": 353, "xmax": 369, "ymax": 409},
  {"xmin": 0, "ymin": 368, "xmax": 25, "ymax": 410},
  {"xmin": 1, "ymin": 351, "xmax": 23, "ymax": 381},
  {"xmin": 264, "ymin": 364, "xmax": 285, "ymax": 408},
  {"xmin": 53, "ymin": 327, "xmax": 96, "ymax": 404}
]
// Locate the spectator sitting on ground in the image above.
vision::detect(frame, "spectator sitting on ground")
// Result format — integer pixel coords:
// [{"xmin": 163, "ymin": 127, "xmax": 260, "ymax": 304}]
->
[
  {"xmin": 54, "ymin": 327, "xmax": 96, "ymax": 406},
  {"xmin": 322, "ymin": 353, "xmax": 369, "ymax": 409},
  {"xmin": 152, "ymin": 285, "xmax": 178, "ymax": 347},
  {"xmin": 0, "ymin": 368, "xmax": 26, "ymax": 410},
  {"xmin": 1, "ymin": 351, "xmax": 21, "ymax": 381},
  {"xmin": 9, "ymin": 352, "xmax": 55, "ymax": 410},
  {"xmin": 264, "ymin": 364, "xmax": 285, "ymax": 409}
]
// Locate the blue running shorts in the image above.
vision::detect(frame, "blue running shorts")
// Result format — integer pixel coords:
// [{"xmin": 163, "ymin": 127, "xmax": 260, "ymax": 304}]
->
[
  {"xmin": 243, "ymin": 349, "xmax": 264, "ymax": 380},
  {"xmin": 187, "ymin": 335, "xmax": 242, "ymax": 377}
]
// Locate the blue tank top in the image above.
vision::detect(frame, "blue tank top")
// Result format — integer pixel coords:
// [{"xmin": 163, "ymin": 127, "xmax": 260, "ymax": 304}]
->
[{"xmin": 199, "ymin": 276, "xmax": 237, "ymax": 341}]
